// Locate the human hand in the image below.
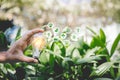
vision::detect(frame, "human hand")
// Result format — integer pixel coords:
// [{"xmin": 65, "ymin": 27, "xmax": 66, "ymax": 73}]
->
[{"xmin": 5, "ymin": 28, "xmax": 43, "ymax": 63}]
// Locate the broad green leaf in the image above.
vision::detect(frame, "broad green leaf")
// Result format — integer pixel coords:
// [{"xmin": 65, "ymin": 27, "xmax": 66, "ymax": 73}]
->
[
  {"xmin": 54, "ymin": 44, "xmax": 61, "ymax": 55},
  {"xmin": 66, "ymin": 45, "xmax": 75, "ymax": 56},
  {"xmin": 50, "ymin": 41, "xmax": 56, "ymax": 66},
  {"xmin": 45, "ymin": 49, "xmax": 64, "ymax": 59},
  {"xmin": 56, "ymin": 41, "xmax": 66, "ymax": 57},
  {"xmin": 51, "ymin": 42, "xmax": 64, "ymax": 64},
  {"xmin": 77, "ymin": 38, "xmax": 90, "ymax": 56},
  {"xmin": 110, "ymin": 33, "xmax": 120, "ymax": 57},
  {"xmin": 51, "ymin": 41, "xmax": 56, "ymax": 51},
  {"xmin": 84, "ymin": 47, "xmax": 100, "ymax": 58},
  {"xmin": 90, "ymin": 62, "xmax": 113, "ymax": 76},
  {"xmin": 63, "ymin": 57, "xmax": 72, "ymax": 62},
  {"xmin": 90, "ymin": 36, "xmax": 105, "ymax": 48},
  {"xmin": 75, "ymin": 55, "xmax": 101, "ymax": 64},
  {"xmin": 39, "ymin": 50, "xmax": 50, "ymax": 65},
  {"xmin": 44, "ymin": 49, "xmax": 64, "ymax": 66},
  {"xmin": 26, "ymin": 65, "xmax": 36, "ymax": 75},
  {"xmin": 96, "ymin": 47, "xmax": 109, "ymax": 56},
  {"xmin": 48, "ymin": 77, "xmax": 54, "ymax": 80},
  {"xmin": 51, "ymin": 40, "xmax": 66, "ymax": 57},
  {"xmin": 4, "ymin": 63, "xmax": 15, "ymax": 71},
  {"xmin": 94, "ymin": 78, "xmax": 113, "ymax": 80},
  {"xmin": 99, "ymin": 28, "xmax": 106, "ymax": 43},
  {"xmin": 24, "ymin": 45, "xmax": 33, "ymax": 56},
  {"xmin": 69, "ymin": 38, "xmax": 83, "ymax": 49},
  {"xmin": 90, "ymin": 29, "xmax": 107, "ymax": 48},
  {"xmin": 0, "ymin": 63, "xmax": 7, "ymax": 74},
  {"xmin": 72, "ymin": 48, "xmax": 81, "ymax": 61},
  {"xmin": 26, "ymin": 76, "xmax": 46, "ymax": 80},
  {"xmin": 24, "ymin": 49, "xmax": 33, "ymax": 57},
  {"xmin": 49, "ymin": 53, "xmax": 55, "ymax": 66},
  {"xmin": 12, "ymin": 63, "xmax": 22, "ymax": 69}
]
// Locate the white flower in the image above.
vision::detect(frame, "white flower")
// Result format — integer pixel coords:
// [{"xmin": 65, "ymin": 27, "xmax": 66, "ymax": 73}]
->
[
  {"xmin": 62, "ymin": 26, "xmax": 72, "ymax": 34},
  {"xmin": 47, "ymin": 22, "xmax": 54, "ymax": 29},
  {"xmin": 53, "ymin": 27, "xmax": 60, "ymax": 35},
  {"xmin": 44, "ymin": 31, "xmax": 52, "ymax": 39},
  {"xmin": 74, "ymin": 27, "xmax": 81, "ymax": 33},
  {"xmin": 52, "ymin": 36, "xmax": 59, "ymax": 42},
  {"xmin": 60, "ymin": 32, "xmax": 67, "ymax": 39},
  {"xmin": 63, "ymin": 40, "xmax": 71, "ymax": 47},
  {"xmin": 70, "ymin": 33, "xmax": 78, "ymax": 41}
]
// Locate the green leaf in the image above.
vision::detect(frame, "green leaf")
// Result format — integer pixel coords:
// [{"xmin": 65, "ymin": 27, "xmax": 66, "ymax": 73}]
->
[
  {"xmin": 49, "ymin": 41, "xmax": 56, "ymax": 66},
  {"xmin": 110, "ymin": 33, "xmax": 120, "ymax": 57},
  {"xmin": 75, "ymin": 55, "xmax": 101, "ymax": 64},
  {"xmin": 58, "ymin": 41, "xmax": 66, "ymax": 57},
  {"xmin": 72, "ymin": 48, "xmax": 81, "ymax": 61},
  {"xmin": 99, "ymin": 28, "xmax": 106, "ymax": 43},
  {"xmin": 77, "ymin": 38, "xmax": 90, "ymax": 56},
  {"xmin": 15, "ymin": 27, "xmax": 21, "ymax": 41},
  {"xmin": 66, "ymin": 45, "xmax": 75, "ymax": 56},
  {"xmin": 96, "ymin": 47, "xmax": 109, "ymax": 56},
  {"xmin": 90, "ymin": 36, "xmax": 105, "ymax": 48},
  {"xmin": 26, "ymin": 65, "xmax": 36, "ymax": 75},
  {"xmin": 62, "ymin": 60, "xmax": 69, "ymax": 69},
  {"xmin": 39, "ymin": 50, "xmax": 50, "ymax": 65},
  {"xmin": 24, "ymin": 49, "xmax": 33, "ymax": 57},
  {"xmin": 51, "ymin": 41, "xmax": 65, "ymax": 66},
  {"xmin": 0, "ymin": 63, "xmax": 7, "ymax": 74},
  {"xmin": 44, "ymin": 49, "xmax": 64, "ymax": 66},
  {"xmin": 0, "ymin": 31, "xmax": 8, "ymax": 51},
  {"xmin": 116, "ymin": 64, "xmax": 120, "ymax": 77},
  {"xmin": 45, "ymin": 49, "xmax": 64, "ymax": 59},
  {"xmin": 94, "ymin": 78, "xmax": 113, "ymax": 80},
  {"xmin": 90, "ymin": 62, "xmax": 113, "ymax": 77},
  {"xmin": 90, "ymin": 29, "xmax": 107, "ymax": 48},
  {"xmin": 87, "ymin": 26, "xmax": 97, "ymax": 35},
  {"xmin": 51, "ymin": 40, "xmax": 66, "ymax": 57},
  {"xmin": 84, "ymin": 47, "xmax": 100, "ymax": 58},
  {"xmin": 49, "ymin": 53, "xmax": 55, "ymax": 66}
]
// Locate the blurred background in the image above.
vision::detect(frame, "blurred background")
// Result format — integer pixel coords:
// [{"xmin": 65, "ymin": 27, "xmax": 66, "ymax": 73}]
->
[{"xmin": 0, "ymin": 0, "xmax": 120, "ymax": 45}]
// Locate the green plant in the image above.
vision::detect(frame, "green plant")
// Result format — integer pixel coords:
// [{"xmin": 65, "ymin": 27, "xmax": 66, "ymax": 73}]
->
[{"xmin": 0, "ymin": 23, "xmax": 120, "ymax": 80}]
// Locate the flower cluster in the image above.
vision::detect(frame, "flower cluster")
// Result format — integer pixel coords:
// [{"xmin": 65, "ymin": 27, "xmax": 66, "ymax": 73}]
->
[{"xmin": 42, "ymin": 22, "xmax": 82, "ymax": 47}]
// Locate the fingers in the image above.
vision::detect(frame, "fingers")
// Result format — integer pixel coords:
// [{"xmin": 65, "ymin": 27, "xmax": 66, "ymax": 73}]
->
[
  {"xmin": 19, "ymin": 56, "xmax": 38, "ymax": 63},
  {"xmin": 21, "ymin": 28, "xmax": 44, "ymax": 41}
]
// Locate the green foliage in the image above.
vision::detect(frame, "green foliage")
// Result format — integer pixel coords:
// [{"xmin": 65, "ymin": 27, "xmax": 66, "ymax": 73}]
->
[
  {"xmin": 0, "ymin": 26, "xmax": 120, "ymax": 80},
  {"xmin": 110, "ymin": 33, "xmax": 120, "ymax": 57},
  {"xmin": 90, "ymin": 62, "xmax": 113, "ymax": 76},
  {"xmin": 90, "ymin": 28, "xmax": 106, "ymax": 48},
  {"xmin": 15, "ymin": 27, "xmax": 21, "ymax": 41},
  {"xmin": 99, "ymin": 29, "xmax": 106, "ymax": 43},
  {"xmin": 0, "ymin": 31, "xmax": 5, "ymax": 45},
  {"xmin": 0, "ymin": 31, "xmax": 8, "ymax": 51}
]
